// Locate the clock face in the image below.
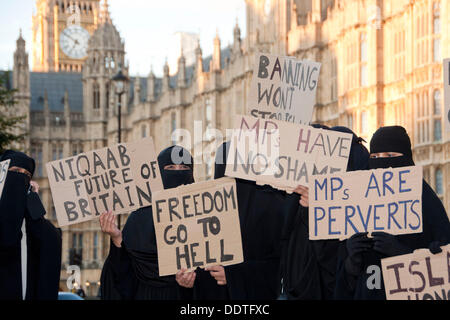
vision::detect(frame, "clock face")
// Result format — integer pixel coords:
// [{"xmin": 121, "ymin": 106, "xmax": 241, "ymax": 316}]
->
[{"xmin": 59, "ymin": 25, "xmax": 90, "ymax": 59}]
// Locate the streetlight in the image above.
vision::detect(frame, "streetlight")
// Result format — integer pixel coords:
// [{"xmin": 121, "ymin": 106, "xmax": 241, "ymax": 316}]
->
[{"xmin": 111, "ymin": 66, "xmax": 129, "ymax": 229}]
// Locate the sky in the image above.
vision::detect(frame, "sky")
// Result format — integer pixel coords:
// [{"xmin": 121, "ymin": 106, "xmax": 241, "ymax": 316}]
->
[{"xmin": 0, "ymin": 0, "xmax": 247, "ymax": 76}]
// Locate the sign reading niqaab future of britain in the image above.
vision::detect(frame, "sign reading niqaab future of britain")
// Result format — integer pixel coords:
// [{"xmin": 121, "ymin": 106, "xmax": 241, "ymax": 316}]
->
[
  {"xmin": 444, "ymin": 58, "xmax": 450, "ymax": 132},
  {"xmin": 46, "ymin": 137, "xmax": 164, "ymax": 227},
  {"xmin": 0, "ymin": 159, "xmax": 10, "ymax": 200},
  {"xmin": 309, "ymin": 166, "xmax": 423, "ymax": 240},
  {"xmin": 225, "ymin": 114, "xmax": 353, "ymax": 192},
  {"xmin": 248, "ymin": 52, "xmax": 321, "ymax": 125},
  {"xmin": 381, "ymin": 244, "xmax": 450, "ymax": 300},
  {"xmin": 152, "ymin": 178, "xmax": 243, "ymax": 277}
]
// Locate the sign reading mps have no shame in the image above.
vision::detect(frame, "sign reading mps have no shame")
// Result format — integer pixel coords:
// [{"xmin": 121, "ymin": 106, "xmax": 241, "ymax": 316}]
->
[
  {"xmin": 248, "ymin": 52, "xmax": 321, "ymax": 125},
  {"xmin": 47, "ymin": 137, "xmax": 164, "ymax": 227},
  {"xmin": 225, "ymin": 115, "xmax": 353, "ymax": 192},
  {"xmin": 309, "ymin": 166, "xmax": 423, "ymax": 240},
  {"xmin": 152, "ymin": 177, "xmax": 243, "ymax": 276}
]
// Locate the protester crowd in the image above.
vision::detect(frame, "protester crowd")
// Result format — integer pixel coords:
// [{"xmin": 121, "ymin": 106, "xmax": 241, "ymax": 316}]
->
[{"xmin": 0, "ymin": 123, "xmax": 448, "ymax": 300}]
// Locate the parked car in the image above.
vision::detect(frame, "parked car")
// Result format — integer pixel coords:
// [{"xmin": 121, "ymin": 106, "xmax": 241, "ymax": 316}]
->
[{"xmin": 58, "ymin": 292, "xmax": 84, "ymax": 300}]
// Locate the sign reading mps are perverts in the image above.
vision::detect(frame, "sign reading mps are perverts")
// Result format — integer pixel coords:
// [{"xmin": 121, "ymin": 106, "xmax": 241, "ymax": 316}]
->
[
  {"xmin": 47, "ymin": 137, "xmax": 164, "ymax": 227},
  {"xmin": 309, "ymin": 166, "xmax": 423, "ymax": 240},
  {"xmin": 381, "ymin": 244, "xmax": 450, "ymax": 300},
  {"xmin": 248, "ymin": 53, "xmax": 321, "ymax": 125},
  {"xmin": 152, "ymin": 178, "xmax": 243, "ymax": 276}
]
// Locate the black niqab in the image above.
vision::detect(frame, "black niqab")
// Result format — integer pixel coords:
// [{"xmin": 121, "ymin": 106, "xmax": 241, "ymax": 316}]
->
[
  {"xmin": 281, "ymin": 126, "xmax": 370, "ymax": 300},
  {"xmin": 0, "ymin": 150, "xmax": 61, "ymax": 300},
  {"xmin": 334, "ymin": 126, "xmax": 450, "ymax": 300},
  {"xmin": 101, "ymin": 145, "xmax": 195, "ymax": 300},
  {"xmin": 182, "ymin": 142, "xmax": 286, "ymax": 300}
]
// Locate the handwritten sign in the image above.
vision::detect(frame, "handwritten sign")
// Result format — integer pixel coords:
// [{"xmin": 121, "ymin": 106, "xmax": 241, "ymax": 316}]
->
[
  {"xmin": 0, "ymin": 159, "xmax": 10, "ymax": 200},
  {"xmin": 153, "ymin": 178, "xmax": 243, "ymax": 276},
  {"xmin": 225, "ymin": 115, "xmax": 352, "ymax": 192},
  {"xmin": 309, "ymin": 166, "xmax": 423, "ymax": 240},
  {"xmin": 381, "ymin": 244, "xmax": 450, "ymax": 300},
  {"xmin": 46, "ymin": 137, "xmax": 163, "ymax": 227},
  {"xmin": 248, "ymin": 53, "xmax": 321, "ymax": 124}
]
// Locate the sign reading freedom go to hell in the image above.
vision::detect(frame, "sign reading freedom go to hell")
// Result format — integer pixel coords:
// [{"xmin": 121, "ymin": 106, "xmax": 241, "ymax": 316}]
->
[
  {"xmin": 309, "ymin": 166, "xmax": 423, "ymax": 240},
  {"xmin": 47, "ymin": 137, "xmax": 164, "ymax": 227},
  {"xmin": 0, "ymin": 159, "xmax": 10, "ymax": 200},
  {"xmin": 152, "ymin": 178, "xmax": 243, "ymax": 276},
  {"xmin": 225, "ymin": 114, "xmax": 353, "ymax": 192},
  {"xmin": 248, "ymin": 52, "xmax": 321, "ymax": 125},
  {"xmin": 381, "ymin": 244, "xmax": 450, "ymax": 300}
]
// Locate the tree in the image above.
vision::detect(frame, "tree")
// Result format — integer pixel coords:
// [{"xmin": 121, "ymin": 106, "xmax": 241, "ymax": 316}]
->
[{"xmin": 0, "ymin": 71, "xmax": 26, "ymax": 153}]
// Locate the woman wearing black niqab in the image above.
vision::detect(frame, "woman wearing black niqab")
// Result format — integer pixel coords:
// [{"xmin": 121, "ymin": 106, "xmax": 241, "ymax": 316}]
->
[
  {"xmin": 280, "ymin": 125, "xmax": 370, "ymax": 300},
  {"xmin": 100, "ymin": 145, "xmax": 194, "ymax": 300},
  {"xmin": 176, "ymin": 142, "xmax": 287, "ymax": 300},
  {"xmin": 334, "ymin": 126, "xmax": 450, "ymax": 300},
  {"xmin": 0, "ymin": 150, "xmax": 62, "ymax": 300}
]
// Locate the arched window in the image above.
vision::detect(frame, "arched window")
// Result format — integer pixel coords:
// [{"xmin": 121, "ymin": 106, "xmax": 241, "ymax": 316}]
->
[
  {"xmin": 205, "ymin": 98, "xmax": 212, "ymax": 128},
  {"xmin": 435, "ymin": 168, "xmax": 443, "ymax": 195},
  {"xmin": 141, "ymin": 124, "xmax": 147, "ymax": 138},
  {"xmin": 433, "ymin": 90, "xmax": 442, "ymax": 141},
  {"xmin": 434, "ymin": 90, "xmax": 441, "ymax": 115},
  {"xmin": 360, "ymin": 110, "xmax": 368, "ymax": 134},
  {"xmin": 433, "ymin": 2, "xmax": 441, "ymax": 62},
  {"xmin": 105, "ymin": 83, "xmax": 110, "ymax": 109},
  {"xmin": 93, "ymin": 83, "xmax": 100, "ymax": 109}
]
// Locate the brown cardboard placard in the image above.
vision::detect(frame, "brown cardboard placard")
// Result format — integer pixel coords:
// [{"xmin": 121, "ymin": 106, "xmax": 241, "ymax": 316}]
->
[
  {"xmin": 0, "ymin": 159, "xmax": 11, "ymax": 200},
  {"xmin": 247, "ymin": 53, "xmax": 321, "ymax": 125},
  {"xmin": 444, "ymin": 58, "xmax": 450, "ymax": 132},
  {"xmin": 309, "ymin": 166, "xmax": 423, "ymax": 240},
  {"xmin": 152, "ymin": 177, "xmax": 243, "ymax": 276},
  {"xmin": 46, "ymin": 137, "xmax": 163, "ymax": 227},
  {"xmin": 225, "ymin": 114, "xmax": 352, "ymax": 191},
  {"xmin": 381, "ymin": 244, "xmax": 450, "ymax": 300}
]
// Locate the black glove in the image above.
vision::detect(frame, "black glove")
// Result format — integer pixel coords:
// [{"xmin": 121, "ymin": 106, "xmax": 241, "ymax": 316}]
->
[
  {"xmin": 428, "ymin": 241, "xmax": 444, "ymax": 255},
  {"xmin": 372, "ymin": 232, "xmax": 411, "ymax": 257},
  {"xmin": 345, "ymin": 232, "xmax": 373, "ymax": 276}
]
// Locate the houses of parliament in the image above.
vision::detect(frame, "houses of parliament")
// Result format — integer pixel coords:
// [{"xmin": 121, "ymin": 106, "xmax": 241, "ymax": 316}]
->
[{"xmin": 4, "ymin": 0, "xmax": 449, "ymax": 296}]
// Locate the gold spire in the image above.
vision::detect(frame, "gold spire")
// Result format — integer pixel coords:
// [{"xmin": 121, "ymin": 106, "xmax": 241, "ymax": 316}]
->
[{"xmin": 100, "ymin": 0, "xmax": 112, "ymax": 24}]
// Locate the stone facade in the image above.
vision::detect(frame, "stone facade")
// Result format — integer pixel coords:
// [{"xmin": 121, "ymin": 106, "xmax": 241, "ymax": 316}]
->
[{"xmin": 6, "ymin": 0, "xmax": 449, "ymax": 296}]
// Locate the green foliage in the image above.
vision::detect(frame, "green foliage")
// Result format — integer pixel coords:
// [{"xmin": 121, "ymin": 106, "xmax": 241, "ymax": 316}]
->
[{"xmin": 0, "ymin": 71, "xmax": 26, "ymax": 153}]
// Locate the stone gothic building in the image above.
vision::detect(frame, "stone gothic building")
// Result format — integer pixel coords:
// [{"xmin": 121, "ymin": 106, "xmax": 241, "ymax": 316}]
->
[{"xmin": 5, "ymin": 0, "xmax": 449, "ymax": 296}]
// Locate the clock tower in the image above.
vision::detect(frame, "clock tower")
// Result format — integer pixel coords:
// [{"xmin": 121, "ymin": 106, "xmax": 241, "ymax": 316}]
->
[{"xmin": 32, "ymin": 0, "xmax": 101, "ymax": 72}]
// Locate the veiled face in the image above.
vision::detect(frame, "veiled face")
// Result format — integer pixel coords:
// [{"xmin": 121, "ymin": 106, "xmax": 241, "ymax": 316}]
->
[
  {"xmin": 8, "ymin": 166, "xmax": 32, "ymax": 179},
  {"xmin": 369, "ymin": 152, "xmax": 403, "ymax": 159}
]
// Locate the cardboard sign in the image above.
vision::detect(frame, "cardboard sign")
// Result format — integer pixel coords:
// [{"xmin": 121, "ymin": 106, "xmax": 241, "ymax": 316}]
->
[
  {"xmin": 152, "ymin": 177, "xmax": 243, "ymax": 276},
  {"xmin": 225, "ymin": 114, "xmax": 352, "ymax": 192},
  {"xmin": 0, "ymin": 159, "xmax": 10, "ymax": 200},
  {"xmin": 444, "ymin": 58, "xmax": 450, "ymax": 132},
  {"xmin": 46, "ymin": 137, "xmax": 164, "ymax": 227},
  {"xmin": 248, "ymin": 53, "xmax": 321, "ymax": 125},
  {"xmin": 309, "ymin": 166, "xmax": 423, "ymax": 240},
  {"xmin": 381, "ymin": 244, "xmax": 450, "ymax": 300}
]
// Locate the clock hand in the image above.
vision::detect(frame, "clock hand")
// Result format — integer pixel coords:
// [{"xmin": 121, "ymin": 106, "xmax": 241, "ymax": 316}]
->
[{"xmin": 62, "ymin": 30, "xmax": 77, "ymax": 43}]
